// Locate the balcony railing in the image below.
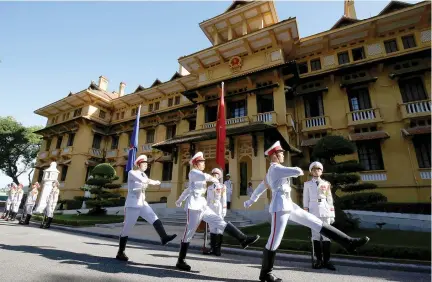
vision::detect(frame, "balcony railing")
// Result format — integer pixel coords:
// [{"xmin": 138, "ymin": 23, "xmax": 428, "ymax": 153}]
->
[
  {"xmin": 253, "ymin": 112, "xmax": 277, "ymax": 124},
  {"xmin": 141, "ymin": 143, "xmax": 153, "ymax": 152},
  {"xmin": 419, "ymin": 169, "xmax": 431, "ymax": 180},
  {"xmin": 61, "ymin": 146, "xmax": 73, "ymax": 156},
  {"xmin": 38, "ymin": 151, "xmax": 49, "ymax": 159},
  {"xmin": 50, "ymin": 149, "xmax": 60, "ymax": 158},
  {"xmin": 301, "ymin": 116, "xmax": 331, "ymax": 132},
  {"xmin": 203, "ymin": 116, "xmax": 248, "ymax": 129},
  {"xmin": 89, "ymin": 148, "xmax": 103, "ymax": 158},
  {"xmin": 399, "ymin": 99, "xmax": 431, "ymax": 119},
  {"xmin": 106, "ymin": 149, "xmax": 118, "ymax": 158},
  {"xmin": 347, "ymin": 108, "xmax": 382, "ymax": 126},
  {"xmin": 120, "ymin": 148, "xmax": 129, "ymax": 157},
  {"xmin": 360, "ymin": 171, "xmax": 387, "ymax": 181},
  {"xmin": 160, "ymin": 181, "xmax": 172, "ymax": 189}
]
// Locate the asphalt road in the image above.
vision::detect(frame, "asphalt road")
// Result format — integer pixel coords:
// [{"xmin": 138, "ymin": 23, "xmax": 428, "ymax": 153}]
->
[{"xmin": 0, "ymin": 221, "xmax": 430, "ymax": 282}]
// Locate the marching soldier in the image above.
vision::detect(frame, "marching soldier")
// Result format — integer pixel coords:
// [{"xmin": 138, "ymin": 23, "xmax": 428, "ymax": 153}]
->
[
  {"xmin": 40, "ymin": 180, "xmax": 60, "ymax": 229},
  {"xmin": 7, "ymin": 183, "xmax": 24, "ymax": 221},
  {"xmin": 1, "ymin": 183, "xmax": 14, "ymax": 219},
  {"xmin": 244, "ymin": 141, "xmax": 370, "ymax": 282},
  {"xmin": 175, "ymin": 152, "xmax": 259, "ymax": 271},
  {"xmin": 303, "ymin": 161, "xmax": 336, "ymax": 270},
  {"xmin": 19, "ymin": 182, "xmax": 40, "ymax": 225},
  {"xmin": 224, "ymin": 174, "xmax": 232, "ymax": 209},
  {"xmin": 203, "ymin": 168, "xmax": 227, "ymax": 256},
  {"xmin": 116, "ymin": 155, "xmax": 177, "ymax": 262}
]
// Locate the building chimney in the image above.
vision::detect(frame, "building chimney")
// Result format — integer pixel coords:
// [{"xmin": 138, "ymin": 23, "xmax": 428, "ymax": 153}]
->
[
  {"xmin": 344, "ymin": 0, "xmax": 357, "ymax": 19},
  {"xmin": 98, "ymin": 76, "xmax": 109, "ymax": 91},
  {"xmin": 119, "ymin": 82, "xmax": 126, "ymax": 97}
]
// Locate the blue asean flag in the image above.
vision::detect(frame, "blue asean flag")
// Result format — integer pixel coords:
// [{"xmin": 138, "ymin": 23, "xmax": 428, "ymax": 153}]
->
[{"xmin": 126, "ymin": 105, "xmax": 141, "ymax": 172}]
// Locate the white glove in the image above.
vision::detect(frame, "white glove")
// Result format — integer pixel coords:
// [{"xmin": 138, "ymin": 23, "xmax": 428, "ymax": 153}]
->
[
  {"xmin": 175, "ymin": 200, "xmax": 182, "ymax": 208},
  {"xmin": 330, "ymin": 218, "xmax": 335, "ymax": 224},
  {"xmin": 154, "ymin": 181, "xmax": 161, "ymax": 186},
  {"xmin": 244, "ymin": 200, "xmax": 253, "ymax": 209}
]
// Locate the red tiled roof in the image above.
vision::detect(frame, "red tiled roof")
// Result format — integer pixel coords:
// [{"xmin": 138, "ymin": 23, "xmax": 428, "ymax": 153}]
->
[{"xmin": 401, "ymin": 126, "xmax": 431, "ymax": 136}]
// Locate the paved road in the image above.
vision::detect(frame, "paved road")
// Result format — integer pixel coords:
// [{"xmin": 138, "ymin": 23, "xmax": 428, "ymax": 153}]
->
[{"xmin": 0, "ymin": 221, "xmax": 430, "ymax": 282}]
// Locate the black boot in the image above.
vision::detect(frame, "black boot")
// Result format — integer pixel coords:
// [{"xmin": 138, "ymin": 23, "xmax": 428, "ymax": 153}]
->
[
  {"xmin": 224, "ymin": 222, "xmax": 260, "ymax": 249},
  {"xmin": 43, "ymin": 217, "xmax": 53, "ymax": 229},
  {"xmin": 322, "ymin": 241, "xmax": 336, "ymax": 270},
  {"xmin": 11, "ymin": 212, "xmax": 17, "ymax": 221},
  {"xmin": 176, "ymin": 242, "xmax": 191, "ymax": 271},
  {"xmin": 116, "ymin": 236, "xmax": 129, "ymax": 261},
  {"xmin": 152, "ymin": 219, "xmax": 177, "ymax": 245},
  {"xmin": 259, "ymin": 248, "xmax": 282, "ymax": 282},
  {"xmin": 214, "ymin": 234, "xmax": 223, "ymax": 256},
  {"xmin": 203, "ymin": 233, "xmax": 217, "ymax": 255},
  {"xmin": 320, "ymin": 222, "xmax": 369, "ymax": 253},
  {"xmin": 6, "ymin": 212, "xmax": 15, "ymax": 221},
  {"xmin": 25, "ymin": 214, "xmax": 32, "ymax": 225},
  {"xmin": 2, "ymin": 210, "xmax": 10, "ymax": 219},
  {"xmin": 19, "ymin": 213, "xmax": 26, "ymax": 224},
  {"xmin": 312, "ymin": 240, "xmax": 323, "ymax": 269}
]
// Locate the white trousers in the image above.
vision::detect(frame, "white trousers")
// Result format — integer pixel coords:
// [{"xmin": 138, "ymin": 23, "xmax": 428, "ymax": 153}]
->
[
  {"xmin": 44, "ymin": 205, "xmax": 55, "ymax": 218},
  {"xmin": 266, "ymin": 203, "xmax": 323, "ymax": 251},
  {"xmin": 12, "ymin": 203, "xmax": 20, "ymax": 213},
  {"xmin": 208, "ymin": 205, "xmax": 224, "ymax": 234},
  {"xmin": 312, "ymin": 217, "xmax": 331, "ymax": 241},
  {"xmin": 181, "ymin": 207, "xmax": 227, "ymax": 243},
  {"xmin": 24, "ymin": 205, "xmax": 35, "ymax": 216},
  {"xmin": 4, "ymin": 201, "xmax": 12, "ymax": 212},
  {"xmin": 120, "ymin": 206, "xmax": 159, "ymax": 237}
]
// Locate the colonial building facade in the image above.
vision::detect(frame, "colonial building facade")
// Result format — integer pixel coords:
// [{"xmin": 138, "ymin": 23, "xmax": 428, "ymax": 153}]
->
[{"xmin": 33, "ymin": 1, "xmax": 431, "ymax": 210}]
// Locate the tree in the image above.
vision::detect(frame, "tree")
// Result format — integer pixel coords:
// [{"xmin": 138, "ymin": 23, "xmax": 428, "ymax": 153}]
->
[
  {"xmin": 82, "ymin": 163, "xmax": 122, "ymax": 215},
  {"xmin": 0, "ymin": 116, "xmax": 43, "ymax": 185},
  {"xmin": 312, "ymin": 135, "xmax": 386, "ymax": 231}
]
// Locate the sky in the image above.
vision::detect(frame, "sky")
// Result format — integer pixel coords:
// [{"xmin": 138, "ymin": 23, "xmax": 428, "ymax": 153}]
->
[{"xmin": 0, "ymin": 0, "xmax": 421, "ymax": 186}]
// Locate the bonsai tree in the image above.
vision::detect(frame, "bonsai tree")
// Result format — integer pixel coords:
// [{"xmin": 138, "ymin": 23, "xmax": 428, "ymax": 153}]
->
[
  {"xmin": 311, "ymin": 135, "xmax": 386, "ymax": 231},
  {"xmin": 82, "ymin": 163, "xmax": 122, "ymax": 215}
]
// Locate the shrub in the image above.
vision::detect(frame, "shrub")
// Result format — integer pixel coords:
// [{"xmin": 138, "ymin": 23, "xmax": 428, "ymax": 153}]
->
[{"xmin": 339, "ymin": 193, "xmax": 388, "ymax": 210}]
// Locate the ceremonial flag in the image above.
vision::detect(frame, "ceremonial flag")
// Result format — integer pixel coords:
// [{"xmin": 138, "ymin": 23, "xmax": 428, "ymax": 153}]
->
[
  {"xmin": 126, "ymin": 105, "xmax": 141, "ymax": 172},
  {"xmin": 215, "ymin": 82, "xmax": 226, "ymax": 170}
]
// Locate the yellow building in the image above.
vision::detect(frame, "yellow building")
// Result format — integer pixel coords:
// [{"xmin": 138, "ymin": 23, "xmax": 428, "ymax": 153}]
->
[{"xmin": 33, "ymin": 0, "xmax": 431, "ymax": 210}]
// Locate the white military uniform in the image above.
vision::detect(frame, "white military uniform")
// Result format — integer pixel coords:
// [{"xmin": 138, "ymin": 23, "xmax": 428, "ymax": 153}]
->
[
  {"xmin": 5, "ymin": 185, "xmax": 16, "ymax": 213},
  {"xmin": 176, "ymin": 152, "xmax": 227, "ymax": 243},
  {"xmin": 120, "ymin": 156, "xmax": 161, "ymax": 237},
  {"xmin": 24, "ymin": 187, "xmax": 39, "ymax": 216},
  {"xmin": 224, "ymin": 178, "xmax": 232, "ymax": 204},
  {"xmin": 206, "ymin": 171, "xmax": 227, "ymax": 235},
  {"xmin": 245, "ymin": 141, "xmax": 324, "ymax": 251},
  {"xmin": 11, "ymin": 187, "xmax": 24, "ymax": 213},
  {"xmin": 303, "ymin": 163, "xmax": 335, "ymax": 241},
  {"xmin": 45, "ymin": 186, "xmax": 59, "ymax": 217}
]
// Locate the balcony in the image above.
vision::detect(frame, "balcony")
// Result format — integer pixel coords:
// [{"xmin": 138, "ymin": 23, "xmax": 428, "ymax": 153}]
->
[
  {"xmin": 141, "ymin": 143, "xmax": 153, "ymax": 153},
  {"xmin": 399, "ymin": 99, "xmax": 431, "ymax": 120},
  {"xmin": 61, "ymin": 146, "xmax": 73, "ymax": 156},
  {"xmin": 360, "ymin": 171, "xmax": 387, "ymax": 182},
  {"xmin": 419, "ymin": 169, "xmax": 431, "ymax": 180},
  {"xmin": 252, "ymin": 112, "xmax": 277, "ymax": 124},
  {"xmin": 88, "ymin": 148, "xmax": 103, "ymax": 158},
  {"xmin": 202, "ymin": 116, "xmax": 249, "ymax": 129},
  {"xmin": 38, "ymin": 151, "xmax": 49, "ymax": 160},
  {"xmin": 301, "ymin": 116, "xmax": 331, "ymax": 132},
  {"xmin": 106, "ymin": 149, "xmax": 118, "ymax": 159},
  {"xmin": 347, "ymin": 108, "xmax": 383, "ymax": 127},
  {"xmin": 50, "ymin": 149, "xmax": 60, "ymax": 158}
]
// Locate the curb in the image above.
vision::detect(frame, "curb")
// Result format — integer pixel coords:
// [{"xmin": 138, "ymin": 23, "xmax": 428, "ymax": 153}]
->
[{"xmin": 34, "ymin": 223, "xmax": 431, "ymax": 274}]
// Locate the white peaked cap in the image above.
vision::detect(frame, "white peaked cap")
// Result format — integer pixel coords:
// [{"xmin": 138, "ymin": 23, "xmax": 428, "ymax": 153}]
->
[
  {"xmin": 189, "ymin": 151, "xmax": 205, "ymax": 165},
  {"xmin": 264, "ymin": 141, "xmax": 285, "ymax": 156},
  {"xmin": 211, "ymin": 168, "xmax": 222, "ymax": 178},
  {"xmin": 134, "ymin": 155, "xmax": 148, "ymax": 166},
  {"xmin": 309, "ymin": 161, "xmax": 323, "ymax": 172}
]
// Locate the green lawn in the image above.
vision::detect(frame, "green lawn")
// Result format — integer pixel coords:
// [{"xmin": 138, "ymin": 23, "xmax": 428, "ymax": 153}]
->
[{"xmin": 32, "ymin": 214, "xmax": 129, "ymax": 226}]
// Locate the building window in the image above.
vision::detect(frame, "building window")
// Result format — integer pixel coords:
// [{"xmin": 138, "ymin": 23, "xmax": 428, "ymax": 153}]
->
[
  {"xmin": 146, "ymin": 129, "xmax": 155, "ymax": 143},
  {"xmin": 73, "ymin": 108, "xmax": 82, "ymax": 117},
  {"xmin": 120, "ymin": 111, "xmax": 125, "ymax": 119},
  {"xmin": 56, "ymin": 136, "xmax": 63, "ymax": 149},
  {"xmin": 111, "ymin": 135, "xmax": 119, "ymax": 149},
  {"xmin": 131, "ymin": 107, "xmax": 137, "ymax": 116},
  {"xmin": 189, "ymin": 119, "xmax": 196, "ymax": 131},
  {"xmin": 166, "ymin": 125, "xmax": 176, "ymax": 139},
  {"xmin": 304, "ymin": 93, "xmax": 324, "ymax": 118},
  {"xmin": 384, "ymin": 39, "xmax": 398, "ymax": 53},
  {"xmin": 352, "ymin": 47, "xmax": 366, "ymax": 61},
  {"xmin": 398, "ymin": 77, "xmax": 427, "ymax": 103},
  {"xmin": 67, "ymin": 133, "xmax": 75, "ymax": 146},
  {"xmin": 92, "ymin": 134, "xmax": 102, "ymax": 149},
  {"xmin": 149, "ymin": 104, "xmax": 154, "ymax": 112},
  {"xmin": 60, "ymin": 165, "xmax": 68, "ymax": 181},
  {"xmin": 402, "ymin": 35, "xmax": 416, "ymax": 49},
  {"xmin": 257, "ymin": 93, "xmax": 274, "ymax": 113},
  {"xmin": 155, "ymin": 101, "xmax": 160, "ymax": 111},
  {"xmin": 116, "ymin": 113, "xmax": 120, "ymax": 120},
  {"xmin": 413, "ymin": 134, "xmax": 431, "ymax": 168},
  {"xmin": 205, "ymin": 105, "xmax": 218, "ymax": 123},
  {"xmin": 338, "ymin": 51, "xmax": 350, "ymax": 65},
  {"xmin": 357, "ymin": 141, "xmax": 384, "ymax": 170},
  {"xmin": 45, "ymin": 139, "xmax": 52, "ymax": 151},
  {"xmin": 123, "ymin": 166, "xmax": 128, "ymax": 183},
  {"xmin": 168, "ymin": 98, "xmax": 173, "ymax": 107},
  {"xmin": 347, "ymin": 88, "xmax": 372, "ymax": 111},
  {"xmin": 228, "ymin": 100, "xmax": 247, "ymax": 118},
  {"xmin": 162, "ymin": 162, "xmax": 173, "ymax": 181},
  {"xmin": 310, "ymin": 59, "xmax": 322, "ymax": 71},
  {"xmin": 175, "ymin": 96, "xmax": 181, "ymax": 105},
  {"xmin": 298, "ymin": 62, "xmax": 308, "ymax": 74},
  {"xmin": 99, "ymin": 110, "xmax": 106, "ymax": 119},
  {"xmin": 239, "ymin": 162, "xmax": 248, "ymax": 196}
]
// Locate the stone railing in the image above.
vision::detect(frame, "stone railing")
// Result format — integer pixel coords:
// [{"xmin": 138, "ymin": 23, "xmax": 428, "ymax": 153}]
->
[
  {"xmin": 301, "ymin": 116, "xmax": 331, "ymax": 131},
  {"xmin": 89, "ymin": 148, "xmax": 103, "ymax": 158},
  {"xmin": 141, "ymin": 143, "xmax": 153, "ymax": 152},
  {"xmin": 347, "ymin": 108, "xmax": 382, "ymax": 126},
  {"xmin": 50, "ymin": 149, "xmax": 60, "ymax": 157},
  {"xmin": 399, "ymin": 99, "xmax": 431, "ymax": 119},
  {"xmin": 203, "ymin": 116, "xmax": 248, "ymax": 129},
  {"xmin": 360, "ymin": 171, "xmax": 387, "ymax": 181},
  {"xmin": 38, "ymin": 151, "xmax": 49, "ymax": 159},
  {"xmin": 106, "ymin": 149, "xmax": 118, "ymax": 158},
  {"xmin": 253, "ymin": 112, "xmax": 277, "ymax": 124},
  {"xmin": 160, "ymin": 181, "xmax": 172, "ymax": 189},
  {"xmin": 419, "ymin": 169, "xmax": 431, "ymax": 180},
  {"xmin": 61, "ymin": 146, "xmax": 73, "ymax": 156}
]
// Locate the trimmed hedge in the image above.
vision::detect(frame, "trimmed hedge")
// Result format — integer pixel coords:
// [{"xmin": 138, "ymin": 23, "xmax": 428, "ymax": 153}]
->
[
  {"xmin": 339, "ymin": 192, "xmax": 388, "ymax": 210},
  {"xmin": 358, "ymin": 203, "xmax": 431, "ymax": 215}
]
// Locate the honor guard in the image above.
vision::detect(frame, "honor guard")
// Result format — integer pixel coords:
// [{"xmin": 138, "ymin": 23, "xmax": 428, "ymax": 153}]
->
[
  {"xmin": 244, "ymin": 141, "xmax": 370, "ymax": 282},
  {"xmin": 19, "ymin": 182, "xmax": 40, "ymax": 225},
  {"xmin": 175, "ymin": 152, "xmax": 260, "ymax": 271},
  {"xmin": 303, "ymin": 162, "xmax": 336, "ymax": 270},
  {"xmin": 224, "ymin": 174, "xmax": 232, "ymax": 209},
  {"xmin": 1, "ymin": 183, "xmax": 15, "ymax": 219},
  {"xmin": 116, "ymin": 154, "xmax": 177, "ymax": 262},
  {"xmin": 40, "ymin": 180, "xmax": 60, "ymax": 229},
  {"xmin": 203, "ymin": 168, "xmax": 227, "ymax": 256},
  {"xmin": 7, "ymin": 183, "xmax": 24, "ymax": 221}
]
